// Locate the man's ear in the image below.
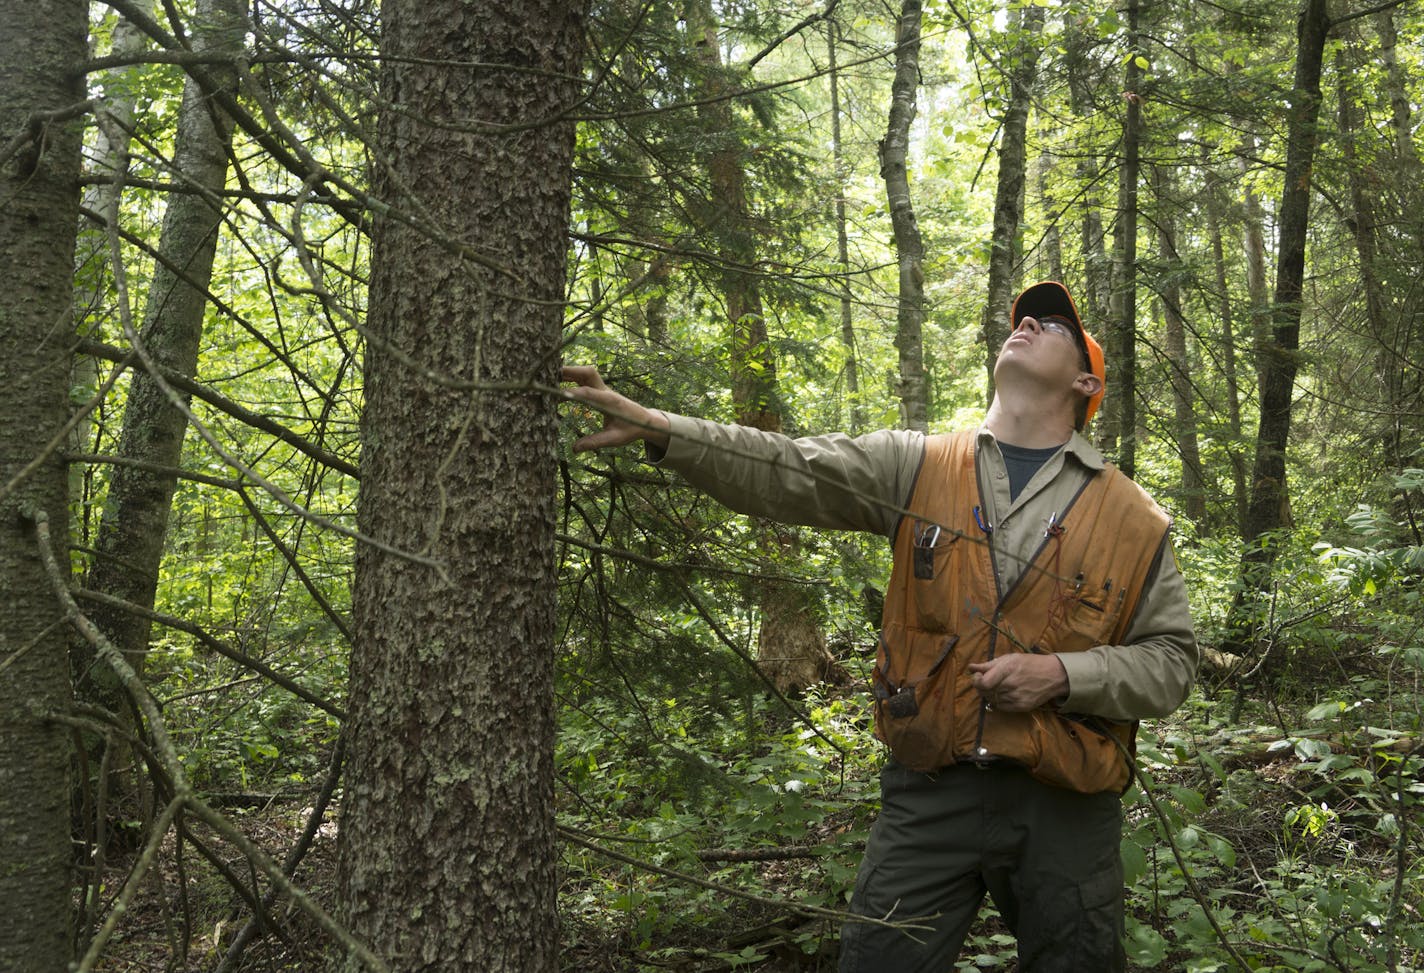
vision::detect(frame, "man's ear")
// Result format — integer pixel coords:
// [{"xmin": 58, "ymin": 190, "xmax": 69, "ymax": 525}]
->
[{"xmin": 1074, "ymin": 372, "xmax": 1103, "ymax": 398}]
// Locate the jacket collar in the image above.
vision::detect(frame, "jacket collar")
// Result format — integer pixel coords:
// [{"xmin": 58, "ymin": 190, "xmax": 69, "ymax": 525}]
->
[{"xmin": 973, "ymin": 426, "xmax": 1106, "ymax": 472}]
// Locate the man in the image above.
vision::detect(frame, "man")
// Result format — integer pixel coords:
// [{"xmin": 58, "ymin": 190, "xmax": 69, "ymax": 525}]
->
[{"xmin": 562, "ymin": 281, "xmax": 1197, "ymax": 972}]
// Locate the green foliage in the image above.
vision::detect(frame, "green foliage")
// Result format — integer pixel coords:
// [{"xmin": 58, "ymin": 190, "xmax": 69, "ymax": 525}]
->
[{"xmin": 63, "ymin": 0, "xmax": 1424, "ymax": 967}]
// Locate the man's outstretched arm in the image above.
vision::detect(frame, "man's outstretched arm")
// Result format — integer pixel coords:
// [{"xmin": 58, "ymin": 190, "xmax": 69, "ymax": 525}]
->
[{"xmin": 560, "ymin": 364, "xmax": 923, "ymax": 537}]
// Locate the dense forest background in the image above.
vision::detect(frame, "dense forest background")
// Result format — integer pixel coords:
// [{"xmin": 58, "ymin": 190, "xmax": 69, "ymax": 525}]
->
[{"xmin": 1, "ymin": 0, "xmax": 1421, "ymax": 970}]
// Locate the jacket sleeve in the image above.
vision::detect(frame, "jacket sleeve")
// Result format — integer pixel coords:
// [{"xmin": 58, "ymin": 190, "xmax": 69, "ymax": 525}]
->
[
  {"xmin": 651, "ymin": 413, "xmax": 923, "ymax": 538},
  {"xmin": 1056, "ymin": 534, "xmax": 1199, "ymax": 721}
]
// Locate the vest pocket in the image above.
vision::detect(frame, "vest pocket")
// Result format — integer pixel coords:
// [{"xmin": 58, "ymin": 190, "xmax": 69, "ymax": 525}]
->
[
  {"xmin": 1062, "ymin": 576, "xmax": 1125, "ymax": 645},
  {"xmin": 908, "ymin": 528, "xmax": 960, "ymax": 631},
  {"xmin": 1024, "ymin": 711, "xmax": 1131, "ymax": 794},
  {"xmin": 872, "ymin": 631, "xmax": 961, "ymax": 772}
]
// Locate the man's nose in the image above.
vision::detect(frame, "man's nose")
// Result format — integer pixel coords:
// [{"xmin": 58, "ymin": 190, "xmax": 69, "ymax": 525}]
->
[{"xmin": 1015, "ymin": 316, "xmax": 1040, "ymax": 333}]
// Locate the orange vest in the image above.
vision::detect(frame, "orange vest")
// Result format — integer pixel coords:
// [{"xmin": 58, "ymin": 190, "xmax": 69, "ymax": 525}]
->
[{"xmin": 873, "ymin": 432, "xmax": 1170, "ymax": 793}]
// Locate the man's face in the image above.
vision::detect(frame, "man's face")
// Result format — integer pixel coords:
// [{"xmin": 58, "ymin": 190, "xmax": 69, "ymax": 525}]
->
[{"xmin": 996, "ymin": 313, "xmax": 1088, "ymax": 388}]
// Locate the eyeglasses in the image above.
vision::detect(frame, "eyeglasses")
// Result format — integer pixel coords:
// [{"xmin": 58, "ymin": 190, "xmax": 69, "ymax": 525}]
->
[
  {"xmin": 1032, "ymin": 316, "xmax": 1077, "ymax": 341},
  {"xmin": 1017, "ymin": 315, "xmax": 1091, "ymax": 371}
]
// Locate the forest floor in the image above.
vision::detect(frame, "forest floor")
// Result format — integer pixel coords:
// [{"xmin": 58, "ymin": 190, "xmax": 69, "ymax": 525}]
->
[{"xmin": 89, "ymin": 674, "xmax": 1422, "ymax": 973}]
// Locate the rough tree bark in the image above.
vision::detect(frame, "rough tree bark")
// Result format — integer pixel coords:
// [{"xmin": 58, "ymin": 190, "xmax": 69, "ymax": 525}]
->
[
  {"xmin": 881, "ymin": 0, "xmax": 928, "ymax": 432},
  {"xmin": 335, "ymin": 2, "xmax": 586, "ymax": 969},
  {"xmin": 978, "ymin": 4, "xmax": 1044, "ymax": 400},
  {"xmin": 0, "ymin": 0, "xmax": 87, "ymax": 967}
]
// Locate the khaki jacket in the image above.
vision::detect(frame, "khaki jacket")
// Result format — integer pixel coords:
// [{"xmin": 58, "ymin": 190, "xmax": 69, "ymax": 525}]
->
[
  {"xmin": 654, "ymin": 414, "xmax": 1198, "ymax": 737},
  {"xmin": 877, "ymin": 431, "xmax": 1169, "ymax": 792}
]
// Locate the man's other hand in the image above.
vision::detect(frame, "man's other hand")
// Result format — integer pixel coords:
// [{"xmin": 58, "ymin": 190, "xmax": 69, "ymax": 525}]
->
[{"xmin": 967, "ymin": 653, "xmax": 1069, "ymax": 712}]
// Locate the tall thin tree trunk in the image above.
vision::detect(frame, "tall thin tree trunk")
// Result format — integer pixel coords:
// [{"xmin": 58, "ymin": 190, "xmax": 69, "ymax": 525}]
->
[
  {"xmin": 1227, "ymin": 0, "xmax": 1331, "ymax": 655},
  {"xmin": 1153, "ymin": 165, "xmax": 1205, "ymax": 524},
  {"xmin": 1236, "ymin": 133, "xmax": 1273, "ymax": 546},
  {"xmin": 688, "ymin": 0, "xmax": 778, "ymax": 432},
  {"xmin": 688, "ymin": 0, "xmax": 831, "ymax": 692},
  {"xmin": 1238, "ymin": 133, "xmax": 1272, "ymax": 372},
  {"xmin": 829, "ymin": 20, "xmax": 864, "ymax": 433},
  {"xmin": 1037, "ymin": 151, "xmax": 1063, "ymax": 282},
  {"xmin": 978, "ymin": 4, "xmax": 1044, "ymax": 400},
  {"xmin": 1107, "ymin": 0, "xmax": 1142, "ymax": 474},
  {"xmin": 1371, "ymin": 8, "xmax": 1424, "ymax": 493},
  {"xmin": 78, "ymin": 0, "xmax": 246, "ymax": 834},
  {"xmin": 336, "ymin": 3, "xmax": 585, "ymax": 967},
  {"xmin": 881, "ymin": 0, "xmax": 928, "ymax": 432},
  {"xmin": 0, "ymin": 1, "xmax": 87, "ymax": 967},
  {"xmin": 1375, "ymin": 10, "xmax": 1424, "ymax": 207},
  {"xmin": 1204, "ymin": 157, "xmax": 1247, "ymax": 534},
  {"xmin": 72, "ymin": 6, "xmax": 152, "ymax": 542},
  {"xmin": 1336, "ymin": 44, "xmax": 1390, "ymax": 398},
  {"xmin": 1064, "ymin": 17, "xmax": 1111, "ymax": 371}
]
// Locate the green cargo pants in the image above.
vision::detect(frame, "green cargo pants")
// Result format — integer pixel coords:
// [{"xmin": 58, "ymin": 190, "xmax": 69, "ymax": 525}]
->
[{"xmin": 838, "ymin": 761, "xmax": 1126, "ymax": 973}]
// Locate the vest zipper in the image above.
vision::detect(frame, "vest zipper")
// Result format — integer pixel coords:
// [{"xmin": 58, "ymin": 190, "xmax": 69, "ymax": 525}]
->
[{"xmin": 969, "ymin": 452, "xmax": 1097, "ymax": 764}]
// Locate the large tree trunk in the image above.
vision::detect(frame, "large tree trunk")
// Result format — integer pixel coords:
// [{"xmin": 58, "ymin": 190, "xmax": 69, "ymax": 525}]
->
[
  {"xmin": 978, "ymin": 4, "xmax": 1044, "ymax": 400},
  {"xmin": 1106, "ymin": 0, "xmax": 1142, "ymax": 474},
  {"xmin": 880, "ymin": 0, "xmax": 928, "ymax": 432},
  {"xmin": 0, "ymin": 0, "xmax": 87, "ymax": 967},
  {"xmin": 336, "ymin": 2, "xmax": 585, "ymax": 968},
  {"xmin": 1226, "ymin": 0, "xmax": 1330, "ymax": 654}
]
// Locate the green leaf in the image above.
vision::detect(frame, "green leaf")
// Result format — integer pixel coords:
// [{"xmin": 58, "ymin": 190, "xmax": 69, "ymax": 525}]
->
[
  {"xmin": 1124, "ymin": 921, "xmax": 1168, "ymax": 966},
  {"xmin": 1306, "ymin": 700, "xmax": 1345, "ymax": 720},
  {"xmin": 1121, "ymin": 837, "xmax": 1148, "ymax": 884}
]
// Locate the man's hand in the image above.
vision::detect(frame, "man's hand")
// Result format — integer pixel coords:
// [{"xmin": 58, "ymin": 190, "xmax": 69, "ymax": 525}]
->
[
  {"xmin": 561, "ymin": 365, "xmax": 671, "ymax": 452},
  {"xmin": 967, "ymin": 654, "xmax": 1068, "ymax": 712}
]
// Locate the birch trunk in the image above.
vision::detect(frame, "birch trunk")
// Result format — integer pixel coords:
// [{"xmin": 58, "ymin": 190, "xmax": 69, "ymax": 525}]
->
[{"xmin": 880, "ymin": 0, "xmax": 928, "ymax": 432}]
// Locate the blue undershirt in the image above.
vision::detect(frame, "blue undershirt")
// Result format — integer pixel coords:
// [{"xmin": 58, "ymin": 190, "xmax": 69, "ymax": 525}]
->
[{"xmin": 997, "ymin": 441, "xmax": 1064, "ymax": 502}]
